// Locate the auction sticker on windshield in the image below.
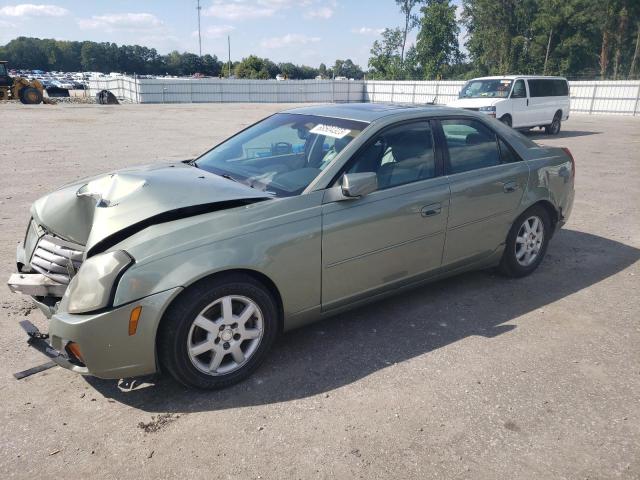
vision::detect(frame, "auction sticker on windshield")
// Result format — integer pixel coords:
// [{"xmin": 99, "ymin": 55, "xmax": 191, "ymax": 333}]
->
[{"xmin": 310, "ymin": 124, "xmax": 351, "ymax": 139}]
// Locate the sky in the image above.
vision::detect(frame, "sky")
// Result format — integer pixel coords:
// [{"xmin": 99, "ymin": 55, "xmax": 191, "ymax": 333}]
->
[{"xmin": 0, "ymin": 1, "xmax": 464, "ymax": 67}]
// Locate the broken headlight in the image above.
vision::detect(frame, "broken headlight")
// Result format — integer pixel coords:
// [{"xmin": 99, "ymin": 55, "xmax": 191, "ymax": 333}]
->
[{"xmin": 63, "ymin": 250, "xmax": 134, "ymax": 314}]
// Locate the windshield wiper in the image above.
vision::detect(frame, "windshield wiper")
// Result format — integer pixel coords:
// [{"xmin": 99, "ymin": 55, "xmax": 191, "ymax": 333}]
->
[{"xmin": 218, "ymin": 173, "xmax": 240, "ymax": 183}]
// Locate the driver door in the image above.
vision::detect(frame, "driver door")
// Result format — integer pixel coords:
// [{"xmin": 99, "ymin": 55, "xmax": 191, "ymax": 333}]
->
[{"xmin": 321, "ymin": 120, "xmax": 450, "ymax": 311}]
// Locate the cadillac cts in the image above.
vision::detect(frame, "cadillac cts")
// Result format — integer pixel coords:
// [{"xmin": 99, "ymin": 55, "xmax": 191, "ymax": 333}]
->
[{"xmin": 7, "ymin": 104, "xmax": 575, "ymax": 389}]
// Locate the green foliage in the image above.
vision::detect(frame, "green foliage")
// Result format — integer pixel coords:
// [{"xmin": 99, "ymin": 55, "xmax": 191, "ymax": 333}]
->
[
  {"xmin": 368, "ymin": 28, "xmax": 406, "ymax": 79},
  {"xmin": 1, "ymin": 36, "xmax": 222, "ymax": 76},
  {"xmin": 415, "ymin": 0, "xmax": 461, "ymax": 79},
  {"xmin": 461, "ymin": 0, "xmax": 640, "ymax": 79},
  {"xmin": 331, "ymin": 59, "xmax": 365, "ymax": 79}
]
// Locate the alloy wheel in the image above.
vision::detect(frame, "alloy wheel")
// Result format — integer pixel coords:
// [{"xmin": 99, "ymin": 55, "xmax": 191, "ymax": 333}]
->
[
  {"xmin": 187, "ymin": 295, "xmax": 264, "ymax": 376},
  {"xmin": 515, "ymin": 215, "xmax": 545, "ymax": 267}
]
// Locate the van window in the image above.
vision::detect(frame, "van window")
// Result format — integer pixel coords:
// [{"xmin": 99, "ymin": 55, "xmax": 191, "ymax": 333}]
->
[
  {"xmin": 511, "ymin": 80, "xmax": 526, "ymax": 98},
  {"xmin": 528, "ymin": 79, "xmax": 568, "ymax": 97},
  {"xmin": 552, "ymin": 79, "xmax": 569, "ymax": 96}
]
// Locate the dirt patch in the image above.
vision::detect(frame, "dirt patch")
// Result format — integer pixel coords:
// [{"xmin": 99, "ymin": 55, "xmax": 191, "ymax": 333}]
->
[{"xmin": 137, "ymin": 413, "xmax": 180, "ymax": 433}]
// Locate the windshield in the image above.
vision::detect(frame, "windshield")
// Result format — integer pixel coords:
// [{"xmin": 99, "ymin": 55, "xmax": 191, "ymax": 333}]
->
[
  {"xmin": 0, "ymin": 64, "xmax": 7, "ymax": 76},
  {"xmin": 194, "ymin": 113, "xmax": 368, "ymax": 197},
  {"xmin": 459, "ymin": 79, "xmax": 513, "ymax": 98}
]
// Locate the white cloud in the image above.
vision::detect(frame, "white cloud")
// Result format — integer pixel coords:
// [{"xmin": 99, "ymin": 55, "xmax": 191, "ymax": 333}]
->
[
  {"xmin": 204, "ymin": 0, "xmax": 322, "ymax": 21},
  {"xmin": 203, "ymin": 1, "xmax": 276, "ymax": 20},
  {"xmin": 192, "ymin": 25, "xmax": 235, "ymax": 39},
  {"xmin": 352, "ymin": 27, "xmax": 384, "ymax": 35},
  {"xmin": 78, "ymin": 13, "xmax": 165, "ymax": 32},
  {"xmin": 261, "ymin": 33, "xmax": 320, "ymax": 49},
  {"xmin": 304, "ymin": 6, "xmax": 333, "ymax": 19},
  {"xmin": 0, "ymin": 4, "xmax": 68, "ymax": 17},
  {"xmin": 259, "ymin": 0, "xmax": 312, "ymax": 7}
]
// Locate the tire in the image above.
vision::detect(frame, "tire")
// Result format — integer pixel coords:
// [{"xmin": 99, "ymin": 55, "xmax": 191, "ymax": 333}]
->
[
  {"xmin": 158, "ymin": 273, "xmax": 279, "ymax": 389},
  {"xmin": 19, "ymin": 87, "xmax": 43, "ymax": 104},
  {"xmin": 545, "ymin": 112, "xmax": 561, "ymax": 135},
  {"xmin": 499, "ymin": 205, "xmax": 551, "ymax": 278},
  {"xmin": 500, "ymin": 115, "xmax": 512, "ymax": 127}
]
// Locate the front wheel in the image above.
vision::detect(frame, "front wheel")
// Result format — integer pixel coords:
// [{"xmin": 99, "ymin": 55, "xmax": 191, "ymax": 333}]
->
[
  {"xmin": 499, "ymin": 115, "xmax": 512, "ymax": 127},
  {"xmin": 499, "ymin": 205, "xmax": 551, "ymax": 277},
  {"xmin": 158, "ymin": 274, "xmax": 279, "ymax": 389},
  {"xmin": 19, "ymin": 87, "xmax": 43, "ymax": 104}
]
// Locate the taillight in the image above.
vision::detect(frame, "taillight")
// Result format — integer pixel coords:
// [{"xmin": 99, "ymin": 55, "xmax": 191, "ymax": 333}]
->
[{"xmin": 562, "ymin": 147, "xmax": 575, "ymax": 180}]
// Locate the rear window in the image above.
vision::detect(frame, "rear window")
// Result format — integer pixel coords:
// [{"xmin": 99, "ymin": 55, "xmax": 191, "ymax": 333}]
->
[{"xmin": 528, "ymin": 79, "xmax": 568, "ymax": 97}]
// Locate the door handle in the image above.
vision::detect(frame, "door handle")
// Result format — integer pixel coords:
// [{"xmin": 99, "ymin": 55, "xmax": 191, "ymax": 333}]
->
[
  {"xmin": 502, "ymin": 181, "xmax": 519, "ymax": 193},
  {"xmin": 421, "ymin": 203, "xmax": 442, "ymax": 217}
]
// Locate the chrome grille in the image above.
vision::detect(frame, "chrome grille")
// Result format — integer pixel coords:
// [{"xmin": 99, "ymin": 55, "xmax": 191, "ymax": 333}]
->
[{"xmin": 30, "ymin": 235, "xmax": 84, "ymax": 285}]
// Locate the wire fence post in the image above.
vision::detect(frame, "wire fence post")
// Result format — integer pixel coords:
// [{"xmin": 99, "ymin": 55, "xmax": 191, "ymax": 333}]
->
[
  {"xmin": 633, "ymin": 82, "xmax": 640, "ymax": 116},
  {"xmin": 411, "ymin": 83, "xmax": 416, "ymax": 104},
  {"xmin": 434, "ymin": 82, "xmax": 440, "ymax": 105},
  {"xmin": 331, "ymin": 80, "xmax": 335, "ymax": 103},
  {"xmin": 589, "ymin": 83, "xmax": 598, "ymax": 115},
  {"xmin": 391, "ymin": 82, "xmax": 395, "ymax": 103}
]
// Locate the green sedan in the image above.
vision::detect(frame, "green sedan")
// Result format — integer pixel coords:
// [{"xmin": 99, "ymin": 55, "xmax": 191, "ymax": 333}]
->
[{"xmin": 7, "ymin": 103, "xmax": 575, "ymax": 389}]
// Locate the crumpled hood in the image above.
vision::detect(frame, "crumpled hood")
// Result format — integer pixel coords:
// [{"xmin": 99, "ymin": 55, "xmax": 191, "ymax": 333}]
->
[
  {"xmin": 447, "ymin": 98, "xmax": 505, "ymax": 109},
  {"xmin": 31, "ymin": 162, "xmax": 270, "ymax": 255}
]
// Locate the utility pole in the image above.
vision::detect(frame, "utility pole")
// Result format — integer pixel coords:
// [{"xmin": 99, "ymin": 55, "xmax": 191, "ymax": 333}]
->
[
  {"xmin": 543, "ymin": 28, "xmax": 552, "ymax": 75},
  {"xmin": 228, "ymin": 35, "xmax": 231, "ymax": 77},
  {"xmin": 197, "ymin": 0, "xmax": 202, "ymax": 57}
]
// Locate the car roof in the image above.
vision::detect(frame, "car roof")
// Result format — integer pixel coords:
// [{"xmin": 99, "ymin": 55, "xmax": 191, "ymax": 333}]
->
[
  {"xmin": 283, "ymin": 103, "xmax": 465, "ymax": 123},
  {"xmin": 470, "ymin": 75, "xmax": 567, "ymax": 81}
]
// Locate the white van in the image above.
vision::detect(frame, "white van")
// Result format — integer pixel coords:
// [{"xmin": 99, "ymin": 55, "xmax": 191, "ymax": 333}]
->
[{"xmin": 448, "ymin": 76, "xmax": 570, "ymax": 134}]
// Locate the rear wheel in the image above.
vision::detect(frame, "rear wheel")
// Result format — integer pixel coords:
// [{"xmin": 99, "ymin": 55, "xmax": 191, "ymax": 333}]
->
[
  {"xmin": 499, "ymin": 205, "xmax": 551, "ymax": 277},
  {"xmin": 158, "ymin": 273, "xmax": 279, "ymax": 389},
  {"xmin": 19, "ymin": 87, "xmax": 43, "ymax": 104},
  {"xmin": 545, "ymin": 112, "xmax": 561, "ymax": 135}
]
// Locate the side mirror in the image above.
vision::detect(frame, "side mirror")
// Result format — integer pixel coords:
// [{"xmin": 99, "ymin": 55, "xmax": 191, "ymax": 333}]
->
[{"xmin": 341, "ymin": 172, "xmax": 378, "ymax": 199}]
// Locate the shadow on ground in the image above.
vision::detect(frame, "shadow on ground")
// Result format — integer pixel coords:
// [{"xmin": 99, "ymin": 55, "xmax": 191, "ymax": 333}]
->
[
  {"xmin": 525, "ymin": 129, "xmax": 601, "ymax": 139},
  {"xmin": 86, "ymin": 229, "xmax": 639, "ymax": 412}
]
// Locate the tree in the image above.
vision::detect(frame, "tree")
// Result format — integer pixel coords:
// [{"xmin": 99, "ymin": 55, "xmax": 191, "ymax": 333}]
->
[
  {"xmin": 331, "ymin": 59, "xmax": 364, "ymax": 79},
  {"xmin": 415, "ymin": 0, "xmax": 461, "ymax": 79},
  {"xmin": 395, "ymin": 0, "xmax": 423, "ymax": 64},
  {"xmin": 368, "ymin": 28, "xmax": 405, "ymax": 79},
  {"xmin": 234, "ymin": 55, "xmax": 279, "ymax": 79}
]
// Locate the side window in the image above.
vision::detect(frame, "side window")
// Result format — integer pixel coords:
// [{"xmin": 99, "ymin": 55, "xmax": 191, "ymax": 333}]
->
[
  {"xmin": 345, "ymin": 122, "xmax": 436, "ymax": 190},
  {"xmin": 498, "ymin": 138, "xmax": 520, "ymax": 164},
  {"xmin": 511, "ymin": 79, "xmax": 526, "ymax": 98},
  {"xmin": 552, "ymin": 79, "xmax": 568, "ymax": 96},
  {"xmin": 441, "ymin": 119, "xmax": 501, "ymax": 174}
]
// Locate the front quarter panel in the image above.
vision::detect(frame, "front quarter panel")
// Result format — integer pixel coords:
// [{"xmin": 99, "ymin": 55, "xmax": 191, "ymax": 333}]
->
[{"xmin": 111, "ymin": 191, "xmax": 324, "ymax": 321}]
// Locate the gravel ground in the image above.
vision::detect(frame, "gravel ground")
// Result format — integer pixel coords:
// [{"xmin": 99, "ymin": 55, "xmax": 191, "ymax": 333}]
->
[{"xmin": 0, "ymin": 103, "xmax": 639, "ymax": 480}]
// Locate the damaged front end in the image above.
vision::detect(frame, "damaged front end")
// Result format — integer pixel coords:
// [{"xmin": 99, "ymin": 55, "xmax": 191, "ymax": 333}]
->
[
  {"xmin": 8, "ymin": 162, "xmax": 270, "ymax": 318},
  {"xmin": 7, "ymin": 161, "xmax": 271, "ymax": 378},
  {"xmin": 8, "ymin": 220, "xmax": 82, "ymax": 318}
]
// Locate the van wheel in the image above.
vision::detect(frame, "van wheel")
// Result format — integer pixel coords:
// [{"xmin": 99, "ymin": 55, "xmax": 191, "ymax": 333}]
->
[
  {"xmin": 500, "ymin": 115, "xmax": 512, "ymax": 127},
  {"xmin": 499, "ymin": 205, "xmax": 551, "ymax": 278},
  {"xmin": 545, "ymin": 112, "xmax": 561, "ymax": 135},
  {"xmin": 157, "ymin": 273, "xmax": 279, "ymax": 389}
]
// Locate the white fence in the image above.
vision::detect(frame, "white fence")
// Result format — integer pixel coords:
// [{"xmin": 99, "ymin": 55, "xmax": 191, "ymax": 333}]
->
[{"xmin": 89, "ymin": 77, "xmax": 640, "ymax": 115}]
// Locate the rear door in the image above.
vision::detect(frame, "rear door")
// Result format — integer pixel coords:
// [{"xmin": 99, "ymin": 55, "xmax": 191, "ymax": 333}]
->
[
  {"xmin": 437, "ymin": 117, "xmax": 530, "ymax": 267},
  {"xmin": 321, "ymin": 120, "xmax": 450, "ymax": 310}
]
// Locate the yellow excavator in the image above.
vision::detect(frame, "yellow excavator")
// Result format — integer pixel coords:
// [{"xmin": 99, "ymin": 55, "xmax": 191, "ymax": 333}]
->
[{"xmin": 0, "ymin": 60, "xmax": 49, "ymax": 104}]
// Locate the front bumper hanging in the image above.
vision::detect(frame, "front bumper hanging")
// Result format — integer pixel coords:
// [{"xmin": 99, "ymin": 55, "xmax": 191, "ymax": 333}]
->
[{"xmin": 17, "ymin": 319, "xmax": 89, "ymax": 375}]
